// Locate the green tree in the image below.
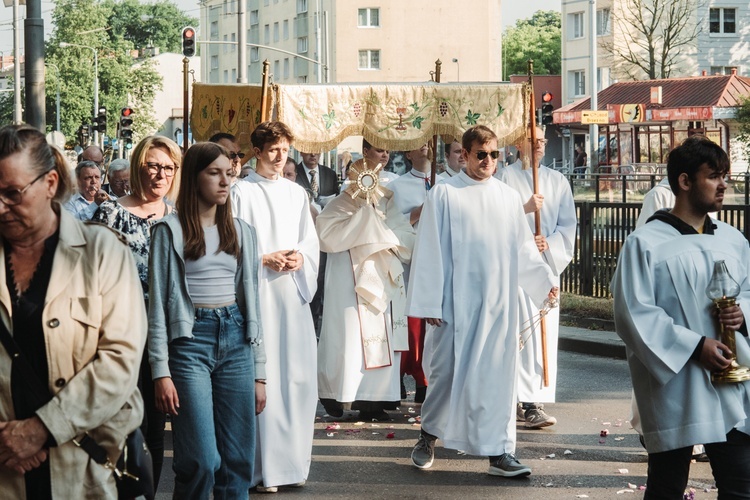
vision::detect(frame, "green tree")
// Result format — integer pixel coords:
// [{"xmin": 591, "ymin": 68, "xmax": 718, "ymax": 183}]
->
[
  {"xmin": 106, "ymin": 0, "xmax": 198, "ymax": 55},
  {"xmin": 502, "ymin": 10, "xmax": 561, "ymax": 79},
  {"xmin": 736, "ymin": 97, "xmax": 750, "ymax": 170}
]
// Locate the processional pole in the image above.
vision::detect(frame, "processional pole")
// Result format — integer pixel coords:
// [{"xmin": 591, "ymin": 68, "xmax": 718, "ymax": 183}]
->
[
  {"xmin": 260, "ymin": 59, "xmax": 271, "ymax": 121},
  {"xmin": 528, "ymin": 59, "xmax": 549, "ymax": 387},
  {"xmin": 430, "ymin": 59, "xmax": 442, "ymax": 187}
]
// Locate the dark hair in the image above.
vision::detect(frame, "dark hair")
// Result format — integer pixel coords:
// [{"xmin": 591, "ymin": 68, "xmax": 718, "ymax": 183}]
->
[
  {"xmin": 0, "ymin": 124, "xmax": 73, "ymax": 204},
  {"xmin": 208, "ymin": 132, "xmax": 237, "ymax": 143},
  {"xmin": 250, "ymin": 121, "xmax": 294, "ymax": 150},
  {"xmin": 75, "ymin": 160, "xmax": 101, "ymax": 178},
  {"xmin": 666, "ymin": 135, "xmax": 730, "ymax": 194},
  {"xmin": 462, "ymin": 125, "xmax": 498, "ymax": 152},
  {"xmin": 445, "ymin": 140, "xmax": 460, "ymax": 155},
  {"xmin": 362, "ymin": 138, "xmax": 373, "ymax": 151},
  {"xmin": 177, "ymin": 142, "xmax": 239, "ymax": 261}
]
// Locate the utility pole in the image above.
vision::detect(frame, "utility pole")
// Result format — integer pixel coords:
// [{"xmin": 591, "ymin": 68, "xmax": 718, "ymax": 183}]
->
[
  {"xmin": 24, "ymin": 0, "xmax": 45, "ymax": 129},
  {"xmin": 589, "ymin": 0, "xmax": 598, "ymax": 173},
  {"xmin": 237, "ymin": 0, "xmax": 247, "ymax": 82}
]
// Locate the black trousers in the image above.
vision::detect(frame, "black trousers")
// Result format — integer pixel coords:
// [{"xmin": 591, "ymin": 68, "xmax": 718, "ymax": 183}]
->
[
  {"xmin": 139, "ymin": 354, "xmax": 166, "ymax": 491},
  {"xmin": 645, "ymin": 429, "xmax": 750, "ymax": 499}
]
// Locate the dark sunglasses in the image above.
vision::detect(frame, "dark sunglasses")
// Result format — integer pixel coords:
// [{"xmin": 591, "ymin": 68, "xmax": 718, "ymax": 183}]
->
[
  {"xmin": 229, "ymin": 152, "xmax": 246, "ymax": 160},
  {"xmin": 473, "ymin": 150, "xmax": 500, "ymax": 161}
]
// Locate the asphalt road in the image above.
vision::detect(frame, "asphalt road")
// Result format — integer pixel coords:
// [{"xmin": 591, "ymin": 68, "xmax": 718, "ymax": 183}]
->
[{"xmin": 155, "ymin": 351, "xmax": 718, "ymax": 499}]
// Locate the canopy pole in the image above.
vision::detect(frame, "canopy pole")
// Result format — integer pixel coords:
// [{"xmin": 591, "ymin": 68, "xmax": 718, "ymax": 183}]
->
[
  {"xmin": 260, "ymin": 59, "xmax": 271, "ymax": 121},
  {"xmin": 431, "ymin": 59, "xmax": 441, "ymax": 187},
  {"xmin": 528, "ymin": 59, "xmax": 549, "ymax": 387}
]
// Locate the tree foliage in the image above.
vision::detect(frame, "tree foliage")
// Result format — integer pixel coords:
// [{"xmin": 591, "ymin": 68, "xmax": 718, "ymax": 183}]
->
[
  {"xmin": 0, "ymin": 0, "xmax": 196, "ymax": 142},
  {"xmin": 603, "ymin": 0, "xmax": 701, "ymax": 80},
  {"xmin": 736, "ymin": 97, "xmax": 750, "ymax": 169},
  {"xmin": 502, "ymin": 10, "xmax": 561, "ymax": 79}
]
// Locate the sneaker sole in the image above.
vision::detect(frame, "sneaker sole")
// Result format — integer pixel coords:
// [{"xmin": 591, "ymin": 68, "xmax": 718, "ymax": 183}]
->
[
  {"xmin": 488, "ymin": 466, "xmax": 531, "ymax": 478},
  {"xmin": 411, "ymin": 454, "xmax": 434, "ymax": 469},
  {"xmin": 525, "ymin": 419, "xmax": 556, "ymax": 429}
]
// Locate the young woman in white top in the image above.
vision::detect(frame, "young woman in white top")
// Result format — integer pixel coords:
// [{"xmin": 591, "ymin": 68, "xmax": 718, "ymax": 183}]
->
[{"xmin": 147, "ymin": 142, "xmax": 266, "ymax": 498}]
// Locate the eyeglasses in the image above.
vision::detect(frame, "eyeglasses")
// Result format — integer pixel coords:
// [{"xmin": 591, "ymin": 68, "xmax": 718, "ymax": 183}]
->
[
  {"xmin": 0, "ymin": 171, "xmax": 48, "ymax": 206},
  {"xmin": 229, "ymin": 152, "xmax": 246, "ymax": 160},
  {"xmin": 473, "ymin": 150, "xmax": 500, "ymax": 161},
  {"xmin": 145, "ymin": 162, "xmax": 178, "ymax": 177}
]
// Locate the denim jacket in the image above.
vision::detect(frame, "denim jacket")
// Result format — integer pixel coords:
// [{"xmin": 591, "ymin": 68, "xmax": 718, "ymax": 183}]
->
[{"xmin": 147, "ymin": 214, "xmax": 265, "ymax": 380}]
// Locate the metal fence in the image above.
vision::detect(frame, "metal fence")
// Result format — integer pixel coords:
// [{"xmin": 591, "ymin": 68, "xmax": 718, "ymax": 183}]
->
[{"xmin": 561, "ymin": 202, "xmax": 750, "ymax": 298}]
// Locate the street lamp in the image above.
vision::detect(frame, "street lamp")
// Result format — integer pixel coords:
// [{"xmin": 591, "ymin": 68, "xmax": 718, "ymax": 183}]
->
[
  {"xmin": 45, "ymin": 62, "xmax": 60, "ymax": 132},
  {"xmin": 452, "ymin": 58, "xmax": 459, "ymax": 82},
  {"xmin": 60, "ymin": 42, "xmax": 98, "ymax": 142}
]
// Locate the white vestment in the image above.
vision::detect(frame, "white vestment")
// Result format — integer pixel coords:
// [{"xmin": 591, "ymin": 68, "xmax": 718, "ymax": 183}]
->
[
  {"xmin": 497, "ymin": 161, "xmax": 577, "ymax": 402},
  {"xmin": 406, "ymin": 172, "xmax": 555, "ymax": 456},
  {"xmin": 612, "ymin": 217, "xmax": 750, "ymax": 453},
  {"xmin": 316, "ymin": 191, "xmax": 415, "ymax": 404},
  {"xmin": 388, "ymin": 169, "xmax": 431, "ymax": 219},
  {"xmin": 231, "ymin": 170, "xmax": 320, "ymax": 487},
  {"xmin": 636, "ymin": 177, "xmax": 674, "ymax": 228}
]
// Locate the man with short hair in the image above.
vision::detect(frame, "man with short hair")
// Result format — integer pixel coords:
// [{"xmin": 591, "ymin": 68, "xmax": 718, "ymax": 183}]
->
[
  {"xmin": 612, "ymin": 136, "xmax": 750, "ymax": 498},
  {"xmin": 231, "ymin": 121, "xmax": 319, "ymax": 493},
  {"xmin": 438, "ymin": 140, "xmax": 465, "ymax": 180},
  {"xmin": 497, "ymin": 127, "xmax": 576, "ymax": 429},
  {"xmin": 102, "ymin": 158, "xmax": 130, "ymax": 198},
  {"xmin": 209, "ymin": 132, "xmax": 245, "ymax": 178},
  {"xmin": 407, "ymin": 125, "xmax": 557, "ymax": 478},
  {"xmin": 295, "ymin": 151, "xmax": 338, "ymax": 202},
  {"xmin": 62, "ymin": 160, "xmax": 108, "ymax": 220}
]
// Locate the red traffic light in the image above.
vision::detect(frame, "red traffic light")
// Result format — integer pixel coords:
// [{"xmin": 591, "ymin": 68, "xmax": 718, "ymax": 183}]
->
[
  {"xmin": 182, "ymin": 26, "xmax": 196, "ymax": 57},
  {"xmin": 121, "ymin": 107, "xmax": 134, "ymax": 117},
  {"xmin": 183, "ymin": 28, "xmax": 195, "ymax": 39},
  {"xmin": 541, "ymin": 91, "xmax": 554, "ymax": 103}
]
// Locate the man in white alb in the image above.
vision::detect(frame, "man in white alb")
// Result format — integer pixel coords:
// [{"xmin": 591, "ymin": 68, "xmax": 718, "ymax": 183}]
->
[
  {"xmin": 407, "ymin": 125, "xmax": 557, "ymax": 478},
  {"xmin": 231, "ymin": 121, "xmax": 319, "ymax": 493},
  {"xmin": 438, "ymin": 140, "xmax": 465, "ymax": 181},
  {"xmin": 497, "ymin": 127, "xmax": 576, "ymax": 429}
]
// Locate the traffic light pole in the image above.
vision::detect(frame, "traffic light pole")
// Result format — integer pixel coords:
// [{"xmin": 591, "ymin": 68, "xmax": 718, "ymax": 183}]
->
[{"xmin": 183, "ymin": 57, "xmax": 189, "ymax": 152}]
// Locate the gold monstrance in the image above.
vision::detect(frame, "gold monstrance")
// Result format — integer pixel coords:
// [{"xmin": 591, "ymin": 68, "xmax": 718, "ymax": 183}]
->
[
  {"xmin": 705, "ymin": 260, "xmax": 750, "ymax": 383},
  {"xmin": 344, "ymin": 158, "xmax": 386, "ymax": 205}
]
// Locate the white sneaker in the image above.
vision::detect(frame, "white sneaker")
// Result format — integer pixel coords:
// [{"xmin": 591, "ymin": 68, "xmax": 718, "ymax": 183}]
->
[
  {"xmin": 525, "ymin": 407, "xmax": 557, "ymax": 429},
  {"xmin": 516, "ymin": 403, "xmax": 525, "ymax": 422},
  {"xmin": 256, "ymin": 484, "xmax": 278, "ymax": 493}
]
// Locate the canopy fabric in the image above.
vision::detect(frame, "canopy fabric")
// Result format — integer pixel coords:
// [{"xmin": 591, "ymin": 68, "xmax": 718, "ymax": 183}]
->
[
  {"xmin": 190, "ymin": 83, "xmax": 271, "ymax": 155},
  {"xmin": 277, "ymin": 83, "xmax": 529, "ymax": 152}
]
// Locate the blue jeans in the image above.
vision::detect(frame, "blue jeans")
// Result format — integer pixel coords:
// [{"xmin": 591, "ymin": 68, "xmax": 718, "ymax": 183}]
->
[{"xmin": 169, "ymin": 304, "xmax": 256, "ymax": 499}]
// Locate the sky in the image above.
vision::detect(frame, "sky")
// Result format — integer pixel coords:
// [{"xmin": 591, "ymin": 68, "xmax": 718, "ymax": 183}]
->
[{"xmin": 0, "ymin": 0, "xmax": 561, "ymax": 62}]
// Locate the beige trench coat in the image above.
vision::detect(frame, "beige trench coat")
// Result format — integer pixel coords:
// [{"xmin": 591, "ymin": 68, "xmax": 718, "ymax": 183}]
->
[{"xmin": 0, "ymin": 209, "xmax": 146, "ymax": 499}]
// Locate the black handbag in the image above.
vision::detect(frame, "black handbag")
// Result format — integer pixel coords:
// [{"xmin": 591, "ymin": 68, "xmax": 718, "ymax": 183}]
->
[{"xmin": 0, "ymin": 320, "xmax": 154, "ymax": 500}]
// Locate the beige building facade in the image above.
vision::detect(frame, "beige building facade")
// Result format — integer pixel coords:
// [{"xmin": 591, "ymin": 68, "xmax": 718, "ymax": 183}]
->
[{"xmin": 200, "ymin": 0, "xmax": 503, "ymax": 85}]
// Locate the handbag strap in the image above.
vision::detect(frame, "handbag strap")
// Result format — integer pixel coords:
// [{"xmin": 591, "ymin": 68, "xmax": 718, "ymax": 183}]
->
[{"xmin": 0, "ymin": 318, "xmax": 114, "ymax": 468}]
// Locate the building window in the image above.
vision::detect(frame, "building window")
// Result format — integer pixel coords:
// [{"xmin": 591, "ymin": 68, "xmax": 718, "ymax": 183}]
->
[
  {"xmin": 297, "ymin": 36, "xmax": 308, "ymax": 53},
  {"xmin": 358, "ymin": 49, "xmax": 380, "ymax": 70},
  {"xmin": 264, "ymin": 24, "xmax": 270, "ymax": 44},
  {"xmin": 231, "ymin": 68, "xmax": 237, "ymax": 81},
  {"xmin": 229, "ymin": 0, "xmax": 235, "ymax": 14},
  {"xmin": 251, "ymin": 47, "xmax": 259, "ymax": 62},
  {"xmin": 297, "ymin": 0, "xmax": 307, "ymax": 14},
  {"xmin": 231, "ymin": 33, "xmax": 236, "ymax": 52},
  {"xmin": 570, "ymin": 12, "xmax": 584, "ymax": 39},
  {"xmin": 283, "ymin": 20, "xmax": 289, "ymax": 39},
  {"xmin": 264, "ymin": 0, "xmax": 269, "ymax": 6},
  {"xmin": 358, "ymin": 8, "xmax": 380, "ymax": 27},
  {"xmin": 250, "ymin": 10, "xmax": 259, "ymax": 25},
  {"xmin": 710, "ymin": 66, "xmax": 738, "ymax": 75},
  {"xmin": 211, "ymin": 55, "xmax": 219, "ymax": 70},
  {"xmin": 297, "ymin": 75, "xmax": 308, "ymax": 83},
  {"xmin": 223, "ymin": 69, "xmax": 229, "ymax": 83},
  {"xmin": 274, "ymin": 60, "xmax": 280, "ymax": 79},
  {"xmin": 284, "ymin": 58, "xmax": 290, "ymax": 79},
  {"xmin": 223, "ymin": 0, "xmax": 228, "ymax": 15},
  {"xmin": 710, "ymin": 8, "xmax": 736, "ymax": 34},
  {"xmin": 572, "ymin": 70, "xmax": 586, "ymax": 96},
  {"xmin": 274, "ymin": 22, "xmax": 279, "ymax": 42},
  {"xmin": 597, "ymin": 67, "xmax": 610, "ymax": 91},
  {"xmin": 223, "ymin": 34, "xmax": 228, "ymax": 54},
  {"xmin": 596, "ymin": 8, "xmax": 610, "ymax": 35},
  {"xmin": 210, "ymin": 21, "xmax": 219, "ymax": 39}
]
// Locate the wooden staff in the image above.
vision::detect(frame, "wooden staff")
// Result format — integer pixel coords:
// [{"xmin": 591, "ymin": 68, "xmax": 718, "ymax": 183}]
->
[
  {"xmin": 260, "ymin": 59, "xmax": 271, "ymax": 121},
  {"xmin": 528, "ymin": 60, "xmax": 549, "ymax": 387},
  {"xmin": 430, "ymin": 59, "xmax": 441, "ymax": 187}
]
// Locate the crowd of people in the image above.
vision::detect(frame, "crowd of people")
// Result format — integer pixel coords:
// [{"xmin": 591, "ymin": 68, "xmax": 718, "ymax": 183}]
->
[{"xmin": 0, "ymin": 120, "xmax": 749, "ymax": 499}]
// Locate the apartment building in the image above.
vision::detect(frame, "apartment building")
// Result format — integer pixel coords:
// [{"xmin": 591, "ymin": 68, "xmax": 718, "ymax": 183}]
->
[
  {"xmin": 561, "ymin": 0, "xmax": 750, "ymax": 105},
  {"xmin": 199, "ymin": 0, "xmax": 503, "ymax": 85}
]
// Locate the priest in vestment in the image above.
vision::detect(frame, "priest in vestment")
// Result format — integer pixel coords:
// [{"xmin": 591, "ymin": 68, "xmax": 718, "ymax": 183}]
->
[
  {"xmin": 231, "ymin": 121, "xmax": 319, "ymax": 492},
  {"xmin": 612, "ymin": 136, "xmax": 750, "ymax": 498},
  {"xmin": 496, "ymin": 128, "xmax": 576, "ymax": 428},
  {"xmin": 407, "ymin": 126, "xmax": 557, "ymax": 478},
  {"xmin": 316, "ymin": 173, "xmax": 415, "ymax": 421}
]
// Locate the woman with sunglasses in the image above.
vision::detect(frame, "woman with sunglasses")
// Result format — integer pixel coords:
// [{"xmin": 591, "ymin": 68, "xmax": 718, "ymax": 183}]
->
[
  {"xmin": 92, "ymin": 135, "xmax": 182, "ymax": 491},
  {"xmin": 147, "ymin": 142, "xmax": 265, "ymax": 498}
]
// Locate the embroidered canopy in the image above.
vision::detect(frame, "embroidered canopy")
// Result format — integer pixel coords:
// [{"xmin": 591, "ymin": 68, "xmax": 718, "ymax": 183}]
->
[{"xmin": 190, "ymin": 82, "xmax": 530, "ymax": 154}]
